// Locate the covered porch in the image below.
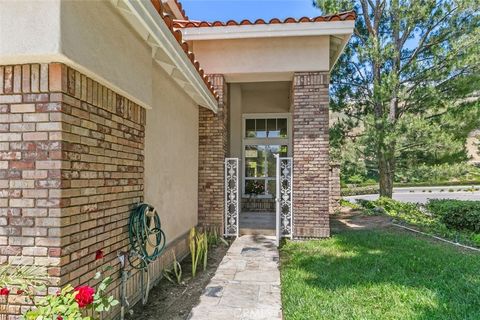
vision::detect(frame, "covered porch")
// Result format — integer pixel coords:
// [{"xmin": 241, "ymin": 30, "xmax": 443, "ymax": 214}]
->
[{"xmin": 174, "ymin": 12, "xmax": 355, "ymax": 238}]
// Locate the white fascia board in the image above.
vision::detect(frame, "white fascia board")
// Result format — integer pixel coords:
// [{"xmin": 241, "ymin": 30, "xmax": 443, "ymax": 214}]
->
[
  {"xmin": 330, "ymin": 34, "xmax": 352, "ymax": 72},
  {"xmin": 161, "ymin": 0, "xmax": 185, "ymax": 20},
  {"xmin": 181, "ymin": 20, "xmax": 355, "ymax": 41},
  {"xmin": 121, "ymin": 0, "xmax": 218, "ymax": 112}
]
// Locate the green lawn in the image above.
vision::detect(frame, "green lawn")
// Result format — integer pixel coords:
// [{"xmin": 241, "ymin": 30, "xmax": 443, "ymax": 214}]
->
[{"xmin": 280, "ymin": 229, "xmax": 480, "ymax": 320}]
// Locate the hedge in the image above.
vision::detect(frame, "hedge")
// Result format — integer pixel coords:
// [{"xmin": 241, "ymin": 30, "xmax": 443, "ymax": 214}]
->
[{"xmin": 427, "ymin": 199, "xmax": 480, "ymax": 233}]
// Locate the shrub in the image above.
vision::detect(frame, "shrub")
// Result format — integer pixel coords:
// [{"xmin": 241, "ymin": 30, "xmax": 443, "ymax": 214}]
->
[
  {"xmin": 341, "ymin": 186, "xmax": 379, "ymax": 196},
  {"xmin": 357, "ymin": 198, "xmax": 480, "ymax": 247},
  {"xmin": 394, "ymin": 162, "xmax": 480, "ymax": 184},
  {"xmin": 0, "ymin": 261, "xmax": 48, "ymax": 294},
  {"xmin": 427, "ymin": 199, "xmax": 480, "ymax": 233},
  {"xmin": 347, "ymin": 174, "xmax": 365, "ymax": 185}
]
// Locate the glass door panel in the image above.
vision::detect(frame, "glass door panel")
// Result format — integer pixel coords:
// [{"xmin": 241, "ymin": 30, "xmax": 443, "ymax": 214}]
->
[
  {"xmin": 244, "ymin": 144, "xmax": 288, "ymax": 196},
  {"xmin": 245, "ymin": 145, "xmax": 266, "ymax": 178}
]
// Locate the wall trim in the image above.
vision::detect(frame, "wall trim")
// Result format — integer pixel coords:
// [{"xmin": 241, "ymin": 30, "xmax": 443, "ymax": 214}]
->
[{"xmin": 0, "ymin": 53, "xmax": 151, "ymax": 109}]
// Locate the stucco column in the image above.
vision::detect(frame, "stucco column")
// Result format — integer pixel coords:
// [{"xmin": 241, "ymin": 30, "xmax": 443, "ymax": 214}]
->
[
  {"xmin": 198, "ymin": 74, "xmax": 228, "ymax": 231},
  {"xmin": 291, "ymin": 71, "xmax": 330, "ymax": 238}
]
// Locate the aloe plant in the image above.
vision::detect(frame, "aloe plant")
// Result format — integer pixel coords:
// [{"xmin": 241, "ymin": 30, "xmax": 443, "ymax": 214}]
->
[
  {"xmin": 163, "ymin": 251, "xmax": 182, "ymax": 284},
  {"xmin": 172, "ymin": 252, "xmax": 182, "ymax": 284},
  {"xmin": 203, "ymin": 233, "xmax": 208, "ymax": 271},
  {"xmin": 189, "ymin": 228, "xmax": 208, "ymax": 277}
]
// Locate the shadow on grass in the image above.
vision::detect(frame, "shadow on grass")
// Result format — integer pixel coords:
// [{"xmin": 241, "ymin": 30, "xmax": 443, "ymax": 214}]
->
[{"xmin": 281, "ymin": 228, "xmax": 480, "ymax": 320}]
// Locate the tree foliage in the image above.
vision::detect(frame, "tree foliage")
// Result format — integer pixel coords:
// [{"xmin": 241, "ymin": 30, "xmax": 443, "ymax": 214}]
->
[{"xmin": 317, "ymin": 0, "xmax": 480, "ymax": 196}]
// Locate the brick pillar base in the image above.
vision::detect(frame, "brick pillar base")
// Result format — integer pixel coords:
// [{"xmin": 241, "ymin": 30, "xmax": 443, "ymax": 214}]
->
[
  {"xmin": 292, "ymin": 72, "xmax": 330, "ymax": 238},
  {"xmin": 198, "ymin": 75, "xmax": 228, "ymax": 232}
]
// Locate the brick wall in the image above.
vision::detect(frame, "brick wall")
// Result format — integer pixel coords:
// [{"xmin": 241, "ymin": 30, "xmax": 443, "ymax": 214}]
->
[
  {"xmin": 0, "ymin": 63, "xmax": 65, "ymax": 316},
  {"xmin": 329, "ymin": 163, "xmax": 341, "ymax": 213},
  {"xmin": 291, "ymin": 72, "xmax": 330, "ymax": 238},
  {"xmin": 0, "ymin": 63, "xmax": 188, "ymax": 319},
  {"xmin": 198, "ymin": 75, "xmax": 228, "ymax": 232}
]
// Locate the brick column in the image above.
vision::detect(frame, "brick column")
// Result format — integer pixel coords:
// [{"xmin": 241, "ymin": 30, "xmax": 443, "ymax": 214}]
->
[
  {"xmin": 198, "ymin": 75, "xmax": 228, "ymax": 231},
  {"xmin": 291, "ymin": 71, "xmax": 330, "ymax": 238},
  {"xmin": 0, "ymin": 64, "xmax": 65, "ymax": 317},
  {"xmin": 0, "ymin": 63, "xmax": 146, "ymax": 317}
]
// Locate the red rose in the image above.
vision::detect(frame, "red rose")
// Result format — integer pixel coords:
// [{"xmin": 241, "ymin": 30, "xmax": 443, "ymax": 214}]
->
[
  {"xmin": 95, "ymin": 250, "xmax": 104, "ymax": 260},
  {"xmin": 0, "ymin": 288, "xmax": 9, "ymax": 296},
  {"xmin": 16, "ymin": 289, "xmax": 24, "ymax": 295},
  {"xmin": 57, "ymin": 316, "xmax": 63, "ymax": 320},
  {"xmin": 74, "ymin": 286, "xmax": 95, "ymax": 308}
]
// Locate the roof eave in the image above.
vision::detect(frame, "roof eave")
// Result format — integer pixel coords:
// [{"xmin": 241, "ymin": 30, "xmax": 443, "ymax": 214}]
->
[
  {"xmin": 179, "ymin": 20, "xmax": 355, "ymax": 41},
  {"xmin": 112, "ymin": 0, "xmax": 218, "ymax": 112}
]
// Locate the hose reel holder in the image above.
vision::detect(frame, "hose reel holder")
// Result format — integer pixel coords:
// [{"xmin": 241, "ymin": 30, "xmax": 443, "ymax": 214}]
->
[
  {"xmin": 128, "ymin": 203, "xmax": 166, "ymax": 268},
  {"xmin": 121, "ymin": 203, "xmax": 166, "ymax": 315}
]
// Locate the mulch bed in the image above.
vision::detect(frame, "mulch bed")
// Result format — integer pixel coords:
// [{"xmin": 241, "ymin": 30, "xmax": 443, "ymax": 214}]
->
[{"xmin": 127, "ymin": 244, "xmax": 229, "ymax": 320}]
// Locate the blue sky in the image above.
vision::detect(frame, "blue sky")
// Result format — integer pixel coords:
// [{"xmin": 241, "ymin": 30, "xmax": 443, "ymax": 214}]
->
[{"xmin": 181, "ymin": 0, "xmax": 323, "ymax": 22}]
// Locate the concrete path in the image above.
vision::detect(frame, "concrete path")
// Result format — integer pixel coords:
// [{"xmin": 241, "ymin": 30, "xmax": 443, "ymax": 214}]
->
[{"xmin": 188, "ymin": 235, "xmax": 282, "ymax": 320}]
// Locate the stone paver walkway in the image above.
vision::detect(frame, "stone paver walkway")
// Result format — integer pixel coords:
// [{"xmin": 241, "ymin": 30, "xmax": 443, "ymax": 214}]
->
[{"xmin": 188, "ymin": 235, "xmax": 282, "ymax": 320}]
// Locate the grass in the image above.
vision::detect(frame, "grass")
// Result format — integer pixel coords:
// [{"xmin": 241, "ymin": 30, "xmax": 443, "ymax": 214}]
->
[
  {"xmin": 356, "ymin": 197, "xmax": 480, "ymax": 247},
  {"xmin": 280, "ymin": 229, "xmax": 480, "ymax": 320}
]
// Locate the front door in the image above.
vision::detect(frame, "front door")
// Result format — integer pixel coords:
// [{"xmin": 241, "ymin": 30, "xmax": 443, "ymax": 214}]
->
[{"xmin": 242, "ymin": 114, "xmax": 291, "ymax": 199}]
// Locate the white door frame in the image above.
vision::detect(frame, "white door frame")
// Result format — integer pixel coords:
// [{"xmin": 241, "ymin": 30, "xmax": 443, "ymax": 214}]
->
[{"xmin": 241, "ymin": 113, "xmax": 292, "ymax": 198}]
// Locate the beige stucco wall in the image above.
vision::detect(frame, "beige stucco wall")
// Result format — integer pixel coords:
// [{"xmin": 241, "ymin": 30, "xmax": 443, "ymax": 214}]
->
[
  {"xmin": 60, "ymin": 1, "xmax": 153, "ymax": 107},
  {"xmin": 0, "ymin": 0, "xmax": 61, "ymax": 59},
  {"xmin": 145, "ymin": 63, "xmax": 199, "ymax": 243},
  {"xmin": 241, "ymin": 82, "xmax": 290, "ymax": 114},
  {"xmin": 191, "ymin": 36, "xmax": 330, "ymax": 76},
  {"xmin": 1, "ymin": 0, "xmax": 199, "ymax": 244},
  {"xmin": 0, "ymin": 0, "xmax": 152, "ymax": 108}
]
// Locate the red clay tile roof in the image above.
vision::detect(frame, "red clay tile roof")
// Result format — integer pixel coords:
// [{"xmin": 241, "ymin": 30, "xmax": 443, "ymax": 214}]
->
[
  {"xmin": 172, "ymin": 11, "xmax": 356, "ymax": 28},
  {"xmin": 150, "ymin": 0, "xmax": 218, "ymax": 100},
  {"xmin": 149, "ymin": 0, "xmax": 356, "ymax": 101}
]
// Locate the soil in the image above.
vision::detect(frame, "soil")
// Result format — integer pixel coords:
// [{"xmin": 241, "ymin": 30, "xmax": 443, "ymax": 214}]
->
[
  {"xmin": 330, "ymin": 207, "xmax": 393, "ymax": 233},
  {"xmin": 127, "ymin": 243, "xmax": 229, "ymax": 320}
]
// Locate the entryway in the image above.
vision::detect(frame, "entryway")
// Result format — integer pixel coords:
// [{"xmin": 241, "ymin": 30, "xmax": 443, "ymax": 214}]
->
[
  {"xmin": 225, "ymin": 155, "xmax": 293, "ymax": 244},
  {"xmin": 239, "ymin": 212, "xmax": 275, "ymax": 236}
]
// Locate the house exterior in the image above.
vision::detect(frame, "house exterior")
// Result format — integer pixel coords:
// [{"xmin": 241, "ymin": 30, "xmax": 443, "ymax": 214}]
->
[{"xmin": 0, "ymin": 0, "xmax": 354, "ymax": 318}]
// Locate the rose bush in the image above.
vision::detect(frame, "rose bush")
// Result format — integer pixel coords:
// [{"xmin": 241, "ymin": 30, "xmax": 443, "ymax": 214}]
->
[
  {"xmin": 22, "ymin": 250, "xmax": 118, "ymax": 320},
  {"xmin": 74, "ymin": 286, "xmax": 95, "ymax": 308}
]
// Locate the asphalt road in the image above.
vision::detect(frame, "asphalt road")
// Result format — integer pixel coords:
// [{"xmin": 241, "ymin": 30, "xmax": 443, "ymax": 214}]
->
[{"xmin": 345, "ymin": 185, "xmax": 480, "ymax": 204}]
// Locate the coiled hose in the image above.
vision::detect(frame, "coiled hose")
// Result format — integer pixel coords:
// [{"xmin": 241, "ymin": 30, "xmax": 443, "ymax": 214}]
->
[
  {"xmin": 126, "ymin": 203, "xmax": 166, "ymax": 306},
  {"xmin": 128, "ymin": 203, "xmax": 166, "ymax": 268}
]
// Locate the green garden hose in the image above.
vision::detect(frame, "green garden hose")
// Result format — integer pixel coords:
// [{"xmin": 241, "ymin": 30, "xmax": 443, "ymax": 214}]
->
[
  {"xmin": 126, "ymin": 203, "xmax": 166, "ymax": 306},
  {"xmin": 128, "ymin": 203, "xmax": 166, "ymax": 269}
]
